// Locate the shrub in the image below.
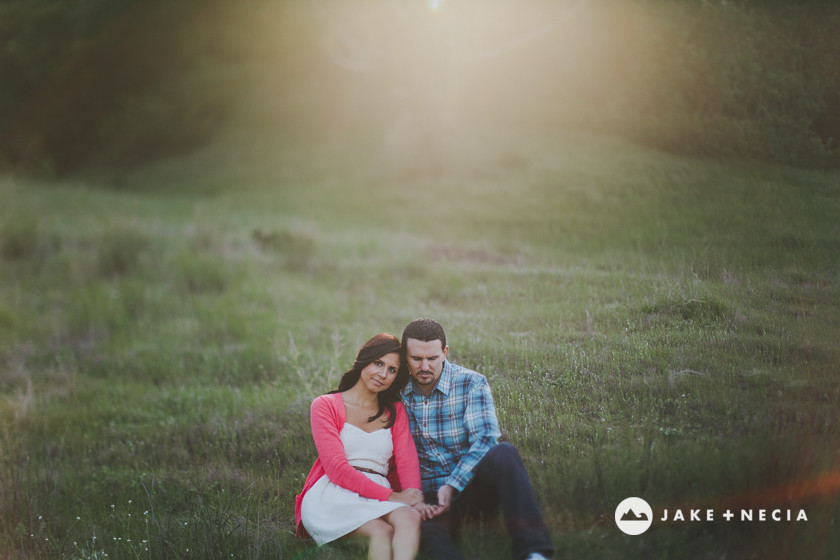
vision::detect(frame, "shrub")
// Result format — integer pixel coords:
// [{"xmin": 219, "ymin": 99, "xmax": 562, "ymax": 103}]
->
[
  {"xmin": 171, "ymin": 251, "xmax": 230, "ymax": 294},
  {"xmin": 252, "ymin": 228, "xmax": 314, "ymax": 271},
  {"xmin": 96, "ymin": 226, "xmax": 150, "ymax": 278},
  {"xmin": 1, "ymin": 215, "xmax": 40, "ymax": 261}
]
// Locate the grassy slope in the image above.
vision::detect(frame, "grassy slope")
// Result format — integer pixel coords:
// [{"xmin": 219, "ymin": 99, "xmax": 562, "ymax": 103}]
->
[{"xmin": 1, "ymin": 128, "xmax": 838, "ymax": 559}]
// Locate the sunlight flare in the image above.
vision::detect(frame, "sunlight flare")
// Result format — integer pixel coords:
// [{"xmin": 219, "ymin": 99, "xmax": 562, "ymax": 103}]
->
[{"xmin": 427, "ymin": 0, "xmax": 444, "ymax": 14}]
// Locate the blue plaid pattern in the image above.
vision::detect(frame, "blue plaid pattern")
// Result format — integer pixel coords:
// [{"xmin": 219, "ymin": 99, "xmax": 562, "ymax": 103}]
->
[{"xmin": 401, "ymin": 360, "xmax": 501, "ymax": 494}]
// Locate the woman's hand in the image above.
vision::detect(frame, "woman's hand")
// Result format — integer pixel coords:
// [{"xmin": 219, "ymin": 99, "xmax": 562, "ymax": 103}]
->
[
  {"xmin": 411, "ymin": 485, "xmax": 456, "ymax": 520},
  {"xmin": 412, "ymin": 503, "xmax": 439, "ymax": 520},
  {"xmin": 388, "ymin": 488, "xmax": 423, "ymax": 506}
]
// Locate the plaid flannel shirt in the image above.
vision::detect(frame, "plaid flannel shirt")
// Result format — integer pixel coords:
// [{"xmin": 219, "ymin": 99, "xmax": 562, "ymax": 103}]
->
[{"xmin": 401, "ymin": 360, "xmax": 501, "ymax": 494}]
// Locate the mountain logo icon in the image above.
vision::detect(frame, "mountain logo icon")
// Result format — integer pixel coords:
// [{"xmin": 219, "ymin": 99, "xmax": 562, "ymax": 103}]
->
[
  {"xmin": 615, "ymin": 497, "xmax": 653, "ymax": 535},
  {"xmin": 620, "ymin": 509, "xmax": 649, "ymax": 522}
]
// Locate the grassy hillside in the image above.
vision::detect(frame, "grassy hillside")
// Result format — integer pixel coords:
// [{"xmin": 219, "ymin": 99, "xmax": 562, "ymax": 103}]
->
[{"xmin": 1, "ymin": 127, "xmax": 839, "ymax": 559}]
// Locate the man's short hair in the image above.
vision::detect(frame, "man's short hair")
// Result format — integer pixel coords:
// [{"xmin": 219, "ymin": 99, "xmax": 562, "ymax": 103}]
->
[{"xmin": 402, "ymin": 318, "xmax": 446, "ymax": 350}]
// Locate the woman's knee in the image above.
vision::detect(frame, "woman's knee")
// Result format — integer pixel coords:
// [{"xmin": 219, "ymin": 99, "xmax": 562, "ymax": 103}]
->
[
  {"xmin": 356, "ymin": 518, "xmax": 394, "ymax": 540},
  {"xmin": 388, "ymin": 505, "xmax": 421, "ymax": 529}
]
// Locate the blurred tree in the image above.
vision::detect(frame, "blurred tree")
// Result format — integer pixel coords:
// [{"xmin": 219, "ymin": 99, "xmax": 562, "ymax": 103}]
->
[
  {"xmin": 1, "ymin": 0, "xmax": 135, "ymax": 172},
  {"xmin": 0, "ymin": 0, "xmax": 227, "ymax": 174},
  {"xmin": 582, "ymin": 0, "xmax": 839, "ymax": 166},
  {"xmin": 0, "ymin": 0, "xmax": 837, "ymax": 173}
]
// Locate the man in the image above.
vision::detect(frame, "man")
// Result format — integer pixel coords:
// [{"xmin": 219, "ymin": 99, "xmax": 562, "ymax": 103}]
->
[{"xmin": 400, "ymin": 318, "xmax": 553, "ymax": 560}]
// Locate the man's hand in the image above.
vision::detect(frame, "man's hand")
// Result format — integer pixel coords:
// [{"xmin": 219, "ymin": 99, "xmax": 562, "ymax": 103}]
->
[
  {"xmin": 437, "ymin": 484, "xmax": 456, "ymax": 511},
  {"xmin": 410, "ymin": 485, "xmax": 458, "ymax": 520},
  {"xmin": 388, "ymin": 488, "xmax": 423, "ymax": 506}
]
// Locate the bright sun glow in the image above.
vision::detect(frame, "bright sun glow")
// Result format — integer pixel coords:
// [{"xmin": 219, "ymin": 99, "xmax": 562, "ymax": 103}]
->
[{"xmin": 427, "ymin": 0, "xmax": 444, "ymax": 14}]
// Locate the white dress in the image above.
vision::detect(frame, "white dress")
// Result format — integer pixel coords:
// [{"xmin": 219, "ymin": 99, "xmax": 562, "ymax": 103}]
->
[{"xmin": 300, "ymin": 423, "xmax": 405, "ymax": 545}]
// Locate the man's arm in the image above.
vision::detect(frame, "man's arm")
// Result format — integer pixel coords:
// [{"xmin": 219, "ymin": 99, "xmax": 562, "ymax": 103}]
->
[{"xmin": 443, "ymin": 376, "xmax": 501, "ymax": 493}]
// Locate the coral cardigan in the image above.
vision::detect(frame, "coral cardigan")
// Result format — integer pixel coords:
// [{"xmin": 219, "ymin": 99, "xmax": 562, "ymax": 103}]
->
[{"xmin": 294, "ymin": 392, "xmax": 421, "ymax": 537}]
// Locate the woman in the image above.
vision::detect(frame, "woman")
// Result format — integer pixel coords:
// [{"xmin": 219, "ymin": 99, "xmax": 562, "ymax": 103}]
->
[{"xmin": 295, "ymin": 333, "xmax": 423, "ymax": 560}]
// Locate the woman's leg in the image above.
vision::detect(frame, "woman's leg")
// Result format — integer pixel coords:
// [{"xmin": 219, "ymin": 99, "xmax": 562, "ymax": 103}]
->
[
  {"xmin": 347, "ymin": 518, "xmax": 394, "ymax": 560},
  {"xmin": 384, "ymin": 506, "xmax": 421, "ymax": 560}
]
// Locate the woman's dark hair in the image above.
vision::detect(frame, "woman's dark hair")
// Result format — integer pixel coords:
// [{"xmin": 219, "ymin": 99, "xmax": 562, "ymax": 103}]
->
[{"xmin": 330, "ymin": 333, "xmax": 408, "ymax": 428}]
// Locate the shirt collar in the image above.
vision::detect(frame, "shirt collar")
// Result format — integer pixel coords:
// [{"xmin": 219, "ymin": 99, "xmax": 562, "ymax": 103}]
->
[
  {"xmin": 435, "ymin": 360, "xmax": 453, "ymax": 395},
  {"xmin": 407, "ymin": 360, "xmax": 453, "ymax": 397}
]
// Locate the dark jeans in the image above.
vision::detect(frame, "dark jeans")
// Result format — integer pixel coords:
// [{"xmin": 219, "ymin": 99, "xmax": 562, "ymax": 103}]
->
[{"xmin": 419, "ymin": 443, "xmax": 554, "ymax": 560}]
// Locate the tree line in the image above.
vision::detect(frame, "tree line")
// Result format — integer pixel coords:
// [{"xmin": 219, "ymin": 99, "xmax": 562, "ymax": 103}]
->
[{"xmin": 1, "ymin": 0, "xmax": 838, "ymax": 176}]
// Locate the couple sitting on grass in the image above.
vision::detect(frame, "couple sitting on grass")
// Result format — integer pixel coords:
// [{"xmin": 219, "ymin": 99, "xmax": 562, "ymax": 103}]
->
[{"xmin": 295, "ymin": 318, "xmax": 554, "ymax": 560}]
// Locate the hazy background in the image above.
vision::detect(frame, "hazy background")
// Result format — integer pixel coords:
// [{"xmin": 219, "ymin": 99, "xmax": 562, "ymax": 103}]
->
[
  {"xmin": 2, "ymin": 0, "xmax": 839, "ymax": 176},
  {"xmin": 1, "ymin": 1, "xmax": 839, "ymax": 559}
]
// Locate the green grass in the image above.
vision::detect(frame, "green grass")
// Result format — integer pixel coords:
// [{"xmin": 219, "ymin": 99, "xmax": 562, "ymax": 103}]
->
[{"xmin": 1, "ymin": 127, "xmax": 838, "ymax": 559}]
